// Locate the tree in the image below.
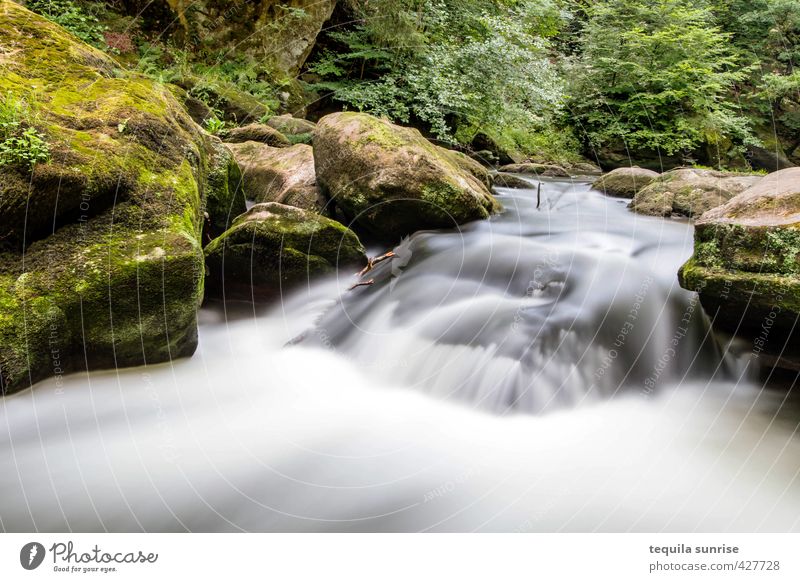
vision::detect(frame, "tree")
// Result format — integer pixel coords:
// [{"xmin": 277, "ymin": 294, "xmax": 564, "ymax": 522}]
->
[{"xmin": 567, "ymin": 0, "xmax": 753, "ymax": 157}]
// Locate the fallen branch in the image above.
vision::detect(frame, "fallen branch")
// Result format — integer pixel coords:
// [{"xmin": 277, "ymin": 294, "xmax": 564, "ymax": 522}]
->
[
  {"xmin": 357, "ymin": 250, "xmax": 396, "ymax": 277},
  {"xmin": 348, "ymin": 279, "xmax": 375, "ymax": 291}
]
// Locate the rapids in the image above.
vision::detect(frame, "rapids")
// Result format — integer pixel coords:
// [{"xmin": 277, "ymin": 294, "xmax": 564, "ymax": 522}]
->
[{"xmin": 1, "ymin": 178, "xmax": 798, "ymax": 532}]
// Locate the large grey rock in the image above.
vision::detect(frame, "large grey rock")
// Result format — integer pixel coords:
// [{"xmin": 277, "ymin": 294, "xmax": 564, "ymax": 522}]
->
[
  {"xmin": 630, "ymin": 168, "xmax": 761, "ymax": 217},
  {"xmin": 313, "ymin": 112, "xmax": 500, "ymax": 239},
  {"xmin": 679, "ymin": 167, "xmax": 800, "ymax": 370},
  {"xmin": 226, "ymin": 142, "xmax": 325, "ymax": 212}
]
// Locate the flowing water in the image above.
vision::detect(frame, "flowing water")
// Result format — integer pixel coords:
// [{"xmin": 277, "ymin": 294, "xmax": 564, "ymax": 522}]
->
[{"xmin": 2, "ymin": 178, "xmax": 799, "ymax": 532}]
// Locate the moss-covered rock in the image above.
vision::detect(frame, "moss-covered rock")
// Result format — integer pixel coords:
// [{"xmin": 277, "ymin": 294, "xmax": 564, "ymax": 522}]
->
[
  {"xmin": 491, "ymin": 172, "xmax": 535, "ymax": 189},
  {"xmin": 678, "ymin": 168, "xmax": 800, "ymax": 371},
  {"xmin": 204, "ymin": 202, "xmax": 366, "ymax": 301},
  {"xmin": 630, "ymin": 168, "xmax": 761, "ymax": 218},
  {"xmin": 154, "ymin": 0, "xmax": 337, "ymax": 80},
  {"xmin": 266, "ymin": 114, "xmax": 316, "ymax": 137},
  {"xmin": 497, "ymin": 163, "xmax": 570, "ymax": 177},
  {"xmin": 205, "ymin": 139, "xmax": 247, "ymax": 238},
  {"xmin": 313, "ymin": 112, "xmax": 501, "ymax": 240},
  {"xmin": 592, "ymin": 167, "xmax": 660, "ymax": 199},
  {"xmin": 226, "ymin": 142, "xmax": 325, "ymax": 212},
  {"xmin": 171, "ymin": 74, "xmax": 268, "ymax": 124},
  {"xmin": 220, "ymin": 123, "xmax": 291, "ymax": 148},
  {"xmin": 438, "ymin": 147, "xmax": 492, "ymax": 189},
  {"xmin": 0, "ymin": 1, "xmax": 232, "ymax": 393}
]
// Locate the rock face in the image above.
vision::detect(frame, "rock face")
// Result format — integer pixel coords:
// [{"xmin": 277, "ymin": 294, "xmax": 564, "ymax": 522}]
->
[
  {"xmin": 678, "ymin": 168, "xmax": 800, "ymax": 370},
  {"xmin": 149, "ymin": 0, "xmax": 337, "ymax": 79},
  {"xmin": 0, "ymin": 1, "xmax": 238, "ymax": 393},
  {"xmin": 630, "ymin": 168, "xmax": 761, "ymax": 217},
  {"xmin": 221, "ymin": 124, "xmax": 291, "ymax": 148},
  {"xmin": 497, "ymin": 163, "xmax": 570, "ymax": 177},
  {"xmin": 593, "ymin": 167, "xmax": 660, "ymax": 199},
  {"xmin": 313, "ymin": 112, "xmax": 500, "ymax": 239},
  {"xmin": 204, "ymin": 203, "xmax": 366, "ymax": 300},
  {"xmin": 226, "ymin": 142, "xmax": 325, "ymax": 212}
]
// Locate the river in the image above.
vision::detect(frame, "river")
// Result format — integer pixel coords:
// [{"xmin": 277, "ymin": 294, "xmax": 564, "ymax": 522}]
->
[{"xmin": 1, "ymin": 177, "xmax": 799, "ymax": 532}]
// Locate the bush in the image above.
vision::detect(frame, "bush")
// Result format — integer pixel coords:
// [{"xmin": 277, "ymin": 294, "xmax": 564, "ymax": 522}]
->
[
  {"xmin": 25, "ymin": 0, "xmax": 107, "ymax": 48},
  {"xmin": 0, "ymin": 94, "xmax": 50, "ymax": 170}
]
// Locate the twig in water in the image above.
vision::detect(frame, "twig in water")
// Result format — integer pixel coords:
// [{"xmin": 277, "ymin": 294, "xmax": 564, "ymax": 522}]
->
[
  {"xmin": 536, "ymin": 183, "xmax": 542, "ymax": 209},
  {"xmin": 357, "ymin": 250, "xmax": 396, "ymax": 277},
  {"xmin": 348, "ymin": 279, "xmax": 375, "ymax": 291}
]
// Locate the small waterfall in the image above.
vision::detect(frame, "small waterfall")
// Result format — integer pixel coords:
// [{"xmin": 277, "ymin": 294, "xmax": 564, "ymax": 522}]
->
[{"xmin": 300, "ymin": 178, "xmax": 738, "ymax": 413}]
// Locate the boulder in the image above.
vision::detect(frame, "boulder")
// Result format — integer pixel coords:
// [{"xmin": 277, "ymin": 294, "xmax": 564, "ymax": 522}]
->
[
  {"xmin": 593, "ymin": 167, "xmax": 660, "ymax": 199},
  {"xmin": 0, "ymin": 1, "xmax": 238, "ymax": 394},
  {"xmin": 497, "ymin": 163, "xmax": 570, "ymax": 177},
  {"xmin": 438, "ymin": 147, "xmax": 492, "ymax": 189},
  {"xmin": 226, "ymin": 142, "xmax": 325, "ymax": 212},
  {"xmin": 491, "ymin": 172, "xmax": 535, "ymax": 189},
  {"xmin": 221, "ymin": 123, "xmax": 291, "ymax": 147},
  {"xmin": 678, "ymin": 168, "xmax": 800, "ymax": 370},
  {"xmin": 313, "ymin": 112, "xmax": 500, "ymax": 239},
  {"xmin": 205, "ymin": 140, "xmax": 247, "ymax": 237},
  {"xmin": 630, "ymin": 168, "xmax": 761, "ymax": 218},
  {"xmin": 134, "ymin": 0, "xmax": 336, "ymax": 80},
  {"xmin": 204, "ymin": 203, "xmax": 367, "ymax": 301},
  {"xmin": 266, "ymin": 114, "xmax": 316, "ymax": 137},
  {"xmin": 171, "ymin": 74, "xmax": 268, "ymax": 124}
]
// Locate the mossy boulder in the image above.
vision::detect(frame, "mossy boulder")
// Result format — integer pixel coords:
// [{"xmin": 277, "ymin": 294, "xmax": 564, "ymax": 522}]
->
[
  {"xmin": 630, "ymin": 168, "xmax": 761, "ymax": 218},
  {"xmin": 205, "ymin": 139, "xmax": 247, "ymax": 238},
  {"xmin": 313, "ymin": 112, "xmax": 501, "ymax": 239},
  {"xmin": 145, "ymin": 0, "xmax": 337, "ymax": 80},
  {"xmin": 266, "ymin": 114, "xmax": 316, "ymax": 138},
  {"xmin": 678, "ymin": 168, "xmax": 800, "ymax": 370},
  {"xmin": 439, "ymin": 147, "xmax": 492, "ymax": 189},
  {"xmin": 204, "ymin": 202, "xmax": 367, "ymax": 301},
  {"xmin": 0, "ymin": 1, "xmax": 234, "ymax": 393},
  {"xmin": 226, "ymin": 142, "xmax": 325, "ymax": 212},
  {"xmin": 220, "ymin": 123, "xmax": 291, "ymax": 148},
  {"xmin": 497, "ymin": 163, "xmax": 570, "ymax": 177},
  {"xmin": 171, "ymin": 74, "xmax": 268, "ymax": 124},
  {"xmin": 491, "ymin": 172, "xmax": 535, "ymax": 189},
  {"xmin": 592, "ymin": 167, "xmax": 660, "ymax": 199}
]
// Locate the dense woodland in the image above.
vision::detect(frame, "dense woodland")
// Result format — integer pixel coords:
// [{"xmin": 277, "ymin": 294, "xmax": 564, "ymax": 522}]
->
[{"xmin": 10, "ymin": 0, "xmax": 800, "ymax": 170}]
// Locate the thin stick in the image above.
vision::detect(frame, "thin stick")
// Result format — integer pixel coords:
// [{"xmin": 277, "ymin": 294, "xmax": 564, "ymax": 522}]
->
[
  {"xmin": 357, "ymin": 251, "xmax": 396, "ymax": 277},
  {"xmin": 348, "ymin": 279, "xmax": 375, "ymax": 291},
  {"xmin": 536, "ymin": 183, "xmax": 542, "ymax": 209}
]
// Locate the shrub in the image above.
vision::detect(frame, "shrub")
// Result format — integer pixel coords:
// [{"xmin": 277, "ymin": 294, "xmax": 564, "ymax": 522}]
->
[{"xmin": 0, "ymin": 94, "xmax": 50, "ymax": 170}]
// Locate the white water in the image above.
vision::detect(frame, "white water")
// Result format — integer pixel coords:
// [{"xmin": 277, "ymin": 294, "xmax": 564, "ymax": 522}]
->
[{"xmin": 1, "ymin": 178, "xmax": 799, "ymax": 532}]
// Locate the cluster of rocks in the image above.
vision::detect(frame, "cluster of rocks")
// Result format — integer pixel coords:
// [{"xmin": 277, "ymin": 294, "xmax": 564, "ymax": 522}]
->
[
  {"xmin": 595, "ymin": 164, "xmax": 800, "ymax": 371},
  {"xmin": 0, "ymin": 1, "xmax": 502, "ymax": 393},
  {"xmin": 593, "ymin": 166, "xmax": 762, "ymax": 218}
]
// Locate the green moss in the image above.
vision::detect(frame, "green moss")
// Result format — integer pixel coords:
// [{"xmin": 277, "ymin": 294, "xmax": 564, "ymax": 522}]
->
[{"xmin": 0, "ymin": 1, "xmax": 242, "ymax": 393}]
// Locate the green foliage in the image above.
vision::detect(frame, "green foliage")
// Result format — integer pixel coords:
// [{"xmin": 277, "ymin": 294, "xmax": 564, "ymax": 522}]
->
[
  {"xmin": 309, "ymin": 0, "xmax": 570, "ymax": 157},
  {"xmin": 567, "ymin": 0, "xmax": 754, "ymax": 156},
  {"xmin": 25, "ymin": 0, "xmax": 107, "ymax": 48},
  {"xmin": 136, "ymin": 43, "xmax": 281, "ymax": 116},
  {"xmin": 203, "ymin": 116, "xmax": 226, "ymax": 135},
  {"xmin": 0, "ymin": 94, "xmax": 50, "ymax": 170}
]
